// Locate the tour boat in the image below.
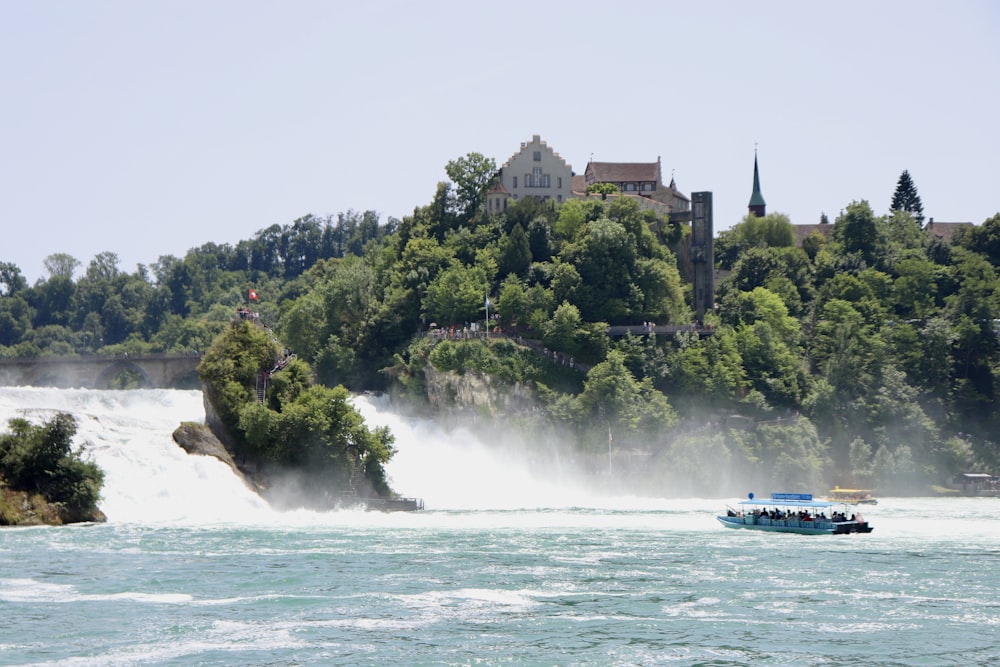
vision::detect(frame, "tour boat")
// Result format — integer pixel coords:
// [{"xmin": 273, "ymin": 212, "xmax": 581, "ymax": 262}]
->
[
  {"xmin": 826, "ymin": 487, "xmax": 878, "ymax": 505},
  {"xmin": 718, "ymin": 492, "xmax": 874, "ymax": 535}
]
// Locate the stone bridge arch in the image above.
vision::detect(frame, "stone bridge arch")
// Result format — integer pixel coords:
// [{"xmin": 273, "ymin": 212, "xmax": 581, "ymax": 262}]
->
[
  {"xmin": 0, "ymin": 354, "xmax": 203, "ymax": 389},
  {"xmin": 94, "ymin": 359, "xmax": 155, "ymax": 389}
]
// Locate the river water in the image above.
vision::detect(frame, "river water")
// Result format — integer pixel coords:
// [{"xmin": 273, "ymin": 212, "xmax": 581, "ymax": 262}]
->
[{"xmin": 1, "ymin": 387, "xmax": 997, "ymax": 666}]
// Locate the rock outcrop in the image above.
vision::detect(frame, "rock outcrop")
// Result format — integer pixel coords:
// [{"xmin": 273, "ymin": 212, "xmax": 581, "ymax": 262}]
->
[
  {"xmin": 171, "ymin": 420, "xmax": 265, "ymax": 494},
  {"xmin": 0, "ymin": 487, "xmax": 107, "ymax": 526}
]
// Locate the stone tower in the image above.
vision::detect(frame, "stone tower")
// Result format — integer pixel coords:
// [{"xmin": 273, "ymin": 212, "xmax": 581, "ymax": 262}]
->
[{"xmin": 691, "ymin": 191, "xmax": 714, "ymax": 323}]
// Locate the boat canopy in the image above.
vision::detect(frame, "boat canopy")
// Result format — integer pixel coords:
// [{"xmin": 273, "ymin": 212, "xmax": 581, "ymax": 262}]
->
[{"xmin": 735, "ymin": 493, "xmax": 838, "ymax": 509}]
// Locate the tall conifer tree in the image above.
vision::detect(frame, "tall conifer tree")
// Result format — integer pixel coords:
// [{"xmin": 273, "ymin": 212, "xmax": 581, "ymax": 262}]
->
[{"xmin": 890, "ymin": 170, "xmax": 925, "ymax": 225}]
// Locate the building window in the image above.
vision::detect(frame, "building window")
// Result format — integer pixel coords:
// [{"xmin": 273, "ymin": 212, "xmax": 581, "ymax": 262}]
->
[
  {"xmin": 557, "ymin": 195, "xmax": 562, "ymax": 202},
  {"xmin": 542, "ymin": 174, "xmax": 550, "ymax": 188},
  {"xmin": 513, "ymin": 176, "xmax": 518, "ymax": 188},
  {"xmin": 533, "ymin": 151, "xmax": 541, "ymax": 161},
  {"xmin": 532, "ymin": 167, "xmax": 542, "ymax": 187},
  {"xmin": 558, "ymin": 177, "xmax": 562, "ymax": 189}
]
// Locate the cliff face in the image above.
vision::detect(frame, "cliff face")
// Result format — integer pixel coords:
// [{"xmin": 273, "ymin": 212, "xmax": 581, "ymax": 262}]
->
[{"xmin": 422, "ymin": 364, "xmax": 538, "ymax": 418}]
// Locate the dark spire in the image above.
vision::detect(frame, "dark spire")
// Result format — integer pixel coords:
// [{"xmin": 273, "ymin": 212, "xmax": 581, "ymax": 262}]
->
[{"xmin": 748, "ymin": 150, "xmax": 766, "ymax": 217}]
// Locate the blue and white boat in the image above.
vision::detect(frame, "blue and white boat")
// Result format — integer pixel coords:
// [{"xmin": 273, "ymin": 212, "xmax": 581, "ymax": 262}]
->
[{"xmin": 718, "ymin": 492, "xmax": 874, "ymax": 535}]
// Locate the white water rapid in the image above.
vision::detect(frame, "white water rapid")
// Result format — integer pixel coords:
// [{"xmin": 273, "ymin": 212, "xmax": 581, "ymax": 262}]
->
[
  {"xmin": 0, "ymin": 387, "xmax": 269, "ymax": 524},
  {"xmin": 0, "ymin": 387, "xmax": 709, "ymax": 529}
]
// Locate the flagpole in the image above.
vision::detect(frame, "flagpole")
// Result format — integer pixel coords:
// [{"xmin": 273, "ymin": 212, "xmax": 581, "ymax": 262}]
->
[
  {"xmin": 485, "ymin": 294, "xmax": 489, "ymax": 338},
  {"xmin": 608, "ymin": 426, "xmax": 613, "ymax": 475}
]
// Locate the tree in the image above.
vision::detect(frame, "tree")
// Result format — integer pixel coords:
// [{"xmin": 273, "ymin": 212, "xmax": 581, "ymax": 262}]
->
[
  {"xmin": 0, "ymin": 412, "xmax": 105, "ymax": 523},
  {"xmin": 734, "ymin": 213, "xmax": 795, "ymax": 248},
  {"xmin": 956, "ymin": 213, "xmax": 1000, "ymax": 266},
  {"xmin": 445, "ymin": 152, "xmax": 497, "ymax": 220},
  {"xmin": 498, "ymin": 224, "xmax": 531, "ymax": 278},
  {"xmin": 562, "ymin": 217, "xmax": 637, "ymax": 323},
  {"xmin": 543, "ymin": 301, "xmax": 583, "ymax": 355},
  {"xmin": 423, "ymin": 262, "xmax": 489, "ymax": 326},
  {"xmin": 833, "ymin": 200, "xmax": 886, "ymax": 270},
  {"xmin": 0, "ymin": 262, "xmax": 27, "ymax": 297},
  {"xmin": 573, "ymin": 350, "xmax": 677, "ymax": 449},
  {"xmin": 890, "ymin": 170, "xmax": 925, "ymax": 225},
  {"xmin": 714, "ymin": 213, "xmax": 794, "ymax": 270},
  {"xmin": 586, "ymin": 182, "xmax": 619, "ymax": 200},
  {"xmin": 43, "ymin": 253, "xmax": 80, "ymax": 279}
]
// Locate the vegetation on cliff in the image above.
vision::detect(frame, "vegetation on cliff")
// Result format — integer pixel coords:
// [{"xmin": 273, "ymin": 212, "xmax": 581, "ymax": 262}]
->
[
  {"xmin": 197, "ymin": 320, "xmax": 396, "ymax": 505},
  {"xmin": 0, "ymin": 413, "xmax": 105, "ymax": 525}
]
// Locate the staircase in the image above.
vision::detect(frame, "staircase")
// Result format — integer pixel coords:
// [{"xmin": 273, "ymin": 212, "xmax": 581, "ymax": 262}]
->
[
  {"xmin": 255, "ymin": 373, "xmax": 266, "ymax": 404},
  {"xmin": 349, "ymin": 457, "xmax": 366, "ymax": 494}
]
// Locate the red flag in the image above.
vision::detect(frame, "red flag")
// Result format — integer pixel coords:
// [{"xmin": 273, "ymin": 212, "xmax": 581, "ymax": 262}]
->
[{"xmin": 249, "ymin": 289, "xmax": 259, "ymax": 302}]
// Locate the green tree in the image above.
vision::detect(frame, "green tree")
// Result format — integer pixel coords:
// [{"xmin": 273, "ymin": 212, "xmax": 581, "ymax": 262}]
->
[
  {"xmin": 0, "ymin": 412, "xmax": 104, "ymax": 523},
  {"xmin": 719, "ymin": 287, "xmax": 800, "ymax": 346},
  {"xmin": 832, "ymin": 200, "xmax": 886, "ymax": 270},
  {"xmin": 562, "ymin": 217, "xmax": 636, "ymax": 323},
  {"xmin": 956, "ymin": 213, "xmax": 1000, "ymax": 266},
  {"xmin": 890, "ymin": 170, "xmax": 925, "ymax": 225},
  {"xmin": 43, "ymin": 253, "xmax": 80, "ymax": 279},
  {"xmin": 714, "ymin": 213, "xmax": 794, "ymax": 269},
  {"xmin": 572, "ymin": 350, "xmax": 677, "ymax": 451},
  {"xmin": 586, "ymin": 182, "xmax": 619, "ymax": 200},
  {"xmin": 0, "ymin": 262, "xmax": 27, "ymax": 297},
  {"xmin": 891, "ymin": 257, "xmax": 942, "ymax": 319},
  {"xmin": 498, "ymin": 223, "xmax": 532, "ymax": 278},
  {"xmin": 554, "ymin": 198, "xmax": 602, "ymax": 240},
  {"xmin": 543, "ymin": 301, "xmax": 583, "ymax": 355},
  {"xmin": 423, "ymin": 262, "xmax": 489, "ymax": 326},
  {"xmin": 445, "ymin": 152, "xmax": 497, "ymax": 220},
  {"xmin": 0, "ymin": 294, "xmax": 32, "ymax": 347}
]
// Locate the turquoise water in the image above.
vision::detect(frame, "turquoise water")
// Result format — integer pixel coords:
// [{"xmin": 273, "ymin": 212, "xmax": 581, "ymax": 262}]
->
[{"xmin": 1, "ymin": 389, "xmax": 999, "ymax": 666}]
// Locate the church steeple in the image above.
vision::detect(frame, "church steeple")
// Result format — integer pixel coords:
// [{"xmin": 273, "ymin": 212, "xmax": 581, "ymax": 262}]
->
[{"xmin": 748, "ymin": 150, "xmax": 766, "ymax": 217}]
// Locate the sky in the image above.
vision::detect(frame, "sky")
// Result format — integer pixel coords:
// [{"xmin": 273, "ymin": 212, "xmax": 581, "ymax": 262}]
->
[{"xmin": 2, "ymin": 1, "xmax": 998, "ymax": 284}]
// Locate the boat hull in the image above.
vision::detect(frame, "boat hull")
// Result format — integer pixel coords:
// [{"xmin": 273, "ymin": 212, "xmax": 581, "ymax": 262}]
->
[{"xmin": 717, "ymin": 515, "xmax": 873, "ymax": 535}]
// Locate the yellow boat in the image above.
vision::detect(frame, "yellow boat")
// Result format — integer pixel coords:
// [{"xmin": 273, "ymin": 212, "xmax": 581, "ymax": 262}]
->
[{"xmin": 826, "ymin": 487, "xmax": 878, "ymax": 505}]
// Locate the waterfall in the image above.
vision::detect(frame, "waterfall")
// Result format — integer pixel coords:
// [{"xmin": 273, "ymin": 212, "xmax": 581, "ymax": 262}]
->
[
  {"xmin": 0, "ymin": 387, "xmax": 269, "ymax": 525},
  {"xmin": 0, "ymin": 388, "xmax": 677, "ymax": 526}
]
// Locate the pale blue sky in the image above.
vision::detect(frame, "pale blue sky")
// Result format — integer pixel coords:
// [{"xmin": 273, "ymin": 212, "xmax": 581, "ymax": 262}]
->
[{"xmin": 2, "ymin": 1, "xmax": 998, "ymax": 283}]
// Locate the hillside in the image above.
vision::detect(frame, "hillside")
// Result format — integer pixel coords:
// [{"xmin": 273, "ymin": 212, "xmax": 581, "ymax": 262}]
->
[{"xmin": 1, "ymin": 160, "xmax": 999, "ymax": 495}]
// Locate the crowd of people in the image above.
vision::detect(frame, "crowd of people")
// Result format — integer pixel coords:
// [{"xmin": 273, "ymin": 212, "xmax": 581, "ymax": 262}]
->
[{"xmin": 727, "ymin": 507, "xmax": 863, "ymax": 523}]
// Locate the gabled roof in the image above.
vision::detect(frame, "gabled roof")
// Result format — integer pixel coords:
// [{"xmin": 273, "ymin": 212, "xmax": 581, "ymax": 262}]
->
[
  {"xmin": 925, "ymin": 220, "xmax": 972, "ymax": 244},
  {"xmin": 793, "ymin": 224, "xmax": 835, "ymax": 246},
  {"xmin": 587, "ymin": 161, "xmax": 661, "ymax": 183},
  {"xmin": 500, "ymin": 134, "xmax": 571, "ymax": 171}
]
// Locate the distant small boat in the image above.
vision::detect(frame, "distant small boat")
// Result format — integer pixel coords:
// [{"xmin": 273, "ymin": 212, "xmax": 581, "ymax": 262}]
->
[
  {"xmin": 718, "ymin": 492, "xmax": 874, "ymax": 535},
  {"xmin": 364, "ymin": 497, "xmax": 424, "ymax": 512},
  {"xmin": 950, "ymin": 473, "xmax": 1000, "ymax": 497},
  {"xmin": 826, "ymin": 487, "xmax": 878, "ymax": 505}
]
